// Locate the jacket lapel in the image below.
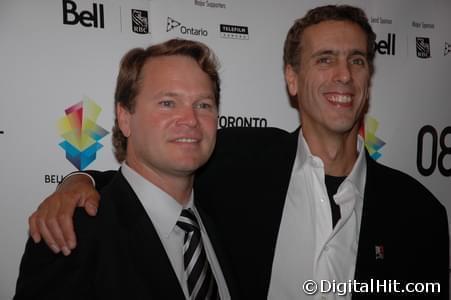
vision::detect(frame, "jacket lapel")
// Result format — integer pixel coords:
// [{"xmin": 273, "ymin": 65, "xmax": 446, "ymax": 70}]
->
[
  {"xmin": 354, "ymin": 153, "xmax": 386, "ymax": 284},
  {"xmin": 109, "ymin": 172, "xmax": 186, "ymax": 299},
  {"xmin": 258, "ymin": 128, "xmax": 299, "ymax": 295}
]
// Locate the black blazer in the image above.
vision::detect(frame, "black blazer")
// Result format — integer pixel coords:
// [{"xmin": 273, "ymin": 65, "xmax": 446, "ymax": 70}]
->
[
  {"xmin": 195, "ymin": 127, "xmax": 449, "ymax": 299},
  {"xmin": 37, "ymin": 127, "xmax": 448, "ymax": 299},
  {"xmin": 15, "ymin": 171, "xmax": 239, "ymax": 299}
]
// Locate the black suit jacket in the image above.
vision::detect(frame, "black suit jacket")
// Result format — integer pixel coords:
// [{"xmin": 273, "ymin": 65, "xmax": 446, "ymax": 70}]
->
[
  {"xmin": 195, "ymin": 127, "xmax": 449, "ymax": 299},
  {"xmin": 36, "ymin": 127, "xmax": 448, "ymax": 299},
  {"xmin": 15, "ymin": 171, "xmax": 238, "ymax": 299}
]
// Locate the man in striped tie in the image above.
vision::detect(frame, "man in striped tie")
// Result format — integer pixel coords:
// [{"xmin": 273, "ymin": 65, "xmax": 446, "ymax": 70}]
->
[
  {"xmin": 14, "ymin": 39, "xmax": 237, "ymax": 299},
  {"xmin": 23, "ymin": 4, "xmax": 449, "ymax": 300}
]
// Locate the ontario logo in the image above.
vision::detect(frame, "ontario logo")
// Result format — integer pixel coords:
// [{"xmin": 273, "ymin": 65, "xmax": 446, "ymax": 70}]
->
[
  {"xmin": 360, "ymin": 116, "xmax": 386, "ymax": 160},
  {"xmin": 166, "ymin": 17, "xmax": 208, "ymax": 37},
  {"xmin": 444, "ymin": 42, "xmax": 450, "ymax": 56},
  {"xmin": 57, "ymin": 97, "xmax": 109, "ymax": 170}
]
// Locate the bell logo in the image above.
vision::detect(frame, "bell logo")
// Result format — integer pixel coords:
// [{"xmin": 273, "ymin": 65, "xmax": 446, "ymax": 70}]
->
[
  {"xmin": 375, "ymin": 33, "xmax": 396, "ymax": 56},
  {"xmin": 62, "ymin": 0, "xmax": 104, "ymax": 29}
]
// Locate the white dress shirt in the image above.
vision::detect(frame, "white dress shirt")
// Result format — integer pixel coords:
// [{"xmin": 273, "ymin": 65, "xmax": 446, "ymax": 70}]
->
[
  {"xmin": 121, "ymin": 163, "xmax": 231, "ymax": 300},
  {"xmin": 268, "ymin": 130, "xmax": 367, "ymax": 300}
]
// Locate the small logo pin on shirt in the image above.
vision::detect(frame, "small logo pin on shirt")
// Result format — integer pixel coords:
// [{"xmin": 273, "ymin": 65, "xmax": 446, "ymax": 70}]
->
[{"xmin": 375, "ymin": 245, "xmax": 384, "ymax": 260}]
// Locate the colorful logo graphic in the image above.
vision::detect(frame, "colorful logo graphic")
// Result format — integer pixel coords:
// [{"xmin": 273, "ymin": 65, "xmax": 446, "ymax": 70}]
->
[
  {"xmin": 58, "ymin": 97, "xmax": 109, "ymax": 170},
  {"xmin": 360, "ymin": 116, "xmax": 386, "ymax": 160}
]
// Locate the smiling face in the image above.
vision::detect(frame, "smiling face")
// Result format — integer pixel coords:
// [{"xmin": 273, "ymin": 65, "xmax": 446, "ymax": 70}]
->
[
  {"xmin": 117, "ymin": 55, "xmax": 218, "ymax": 181},
  {"xmin": 285, "ymin": 20, "xmax": 370, "ymax": 138}
]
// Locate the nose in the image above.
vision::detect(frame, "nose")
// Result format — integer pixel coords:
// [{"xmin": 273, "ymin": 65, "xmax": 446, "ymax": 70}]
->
[
  {"xmin": 176, "ymin": 106, "xmax": 199, "ymax": 127},
  {"xmin": 333, "ymin": 60, "xmax": 352, "ymax": 84}
]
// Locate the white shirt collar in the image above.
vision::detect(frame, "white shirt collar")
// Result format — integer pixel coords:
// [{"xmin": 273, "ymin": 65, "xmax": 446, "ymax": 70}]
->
[
  {"xmin": 120, "ymin": 162, "xmax": 194, "ymax": 239},
  {"xmin": 295, "ymin": 129, "xmax": 367, "ymax": 198}
]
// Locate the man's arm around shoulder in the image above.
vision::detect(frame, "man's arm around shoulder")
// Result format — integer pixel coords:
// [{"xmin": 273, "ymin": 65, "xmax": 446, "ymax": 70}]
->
[{"xmin": 15, "ymin": 208, "xmax": 98, "ymax": 300}]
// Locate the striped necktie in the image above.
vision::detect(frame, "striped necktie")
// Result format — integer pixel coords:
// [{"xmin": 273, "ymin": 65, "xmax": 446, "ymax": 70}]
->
[{"xmin": 177, "ymin": 208, "xmax": 219, "ymax": 300}]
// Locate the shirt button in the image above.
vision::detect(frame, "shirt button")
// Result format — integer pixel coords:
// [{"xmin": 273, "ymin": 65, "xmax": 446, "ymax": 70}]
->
[
  {"xmin": 320, "ymin": 198, "xmax": 325, "ymax": 203},
  {"xmin": 324, "ymin": 245, "xmax": 329, "ymax": 252}
]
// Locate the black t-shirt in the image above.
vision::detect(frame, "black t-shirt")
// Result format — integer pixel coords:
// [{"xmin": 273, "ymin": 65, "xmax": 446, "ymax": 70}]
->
[{"xmin": 325, "ymin": 175, "xmax": 346, "ymax": 228}]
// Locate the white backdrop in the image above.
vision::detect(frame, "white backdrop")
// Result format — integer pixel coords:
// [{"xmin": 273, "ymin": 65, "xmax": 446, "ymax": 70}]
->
[{"xmin": 1, "ymin": 0, "xmax": 450, "ymax": 298}]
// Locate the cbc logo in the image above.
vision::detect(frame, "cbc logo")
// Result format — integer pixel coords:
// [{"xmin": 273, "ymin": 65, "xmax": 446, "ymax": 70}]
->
[{"xmin": 416, "ymin": 125, "xmax": 451, "ymax": 176}]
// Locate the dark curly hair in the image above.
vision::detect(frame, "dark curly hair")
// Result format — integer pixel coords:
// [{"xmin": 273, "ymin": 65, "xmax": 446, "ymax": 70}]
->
[{"xmin": 283, "ymin": 5, "xmax": 376, "ymax": 75}]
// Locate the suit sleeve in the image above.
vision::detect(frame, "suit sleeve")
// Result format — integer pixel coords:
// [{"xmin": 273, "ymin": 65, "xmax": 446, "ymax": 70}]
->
[
  {"xmin": 14, "ymin": 209, "xmax": 97, "ymax": 300},
  {"xmin": 85, "ymin": 170, "xmax": 117, "ymax": 190},
  {"xmin": 435, "ymin": 204, "xmax": 449, "ymax": 300}
]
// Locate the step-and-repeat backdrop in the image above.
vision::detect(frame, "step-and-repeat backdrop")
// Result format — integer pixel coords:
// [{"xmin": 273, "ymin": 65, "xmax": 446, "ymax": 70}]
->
[{"xmin": 1, "ymin": 0, "xmax": 450, "ymax": 297}]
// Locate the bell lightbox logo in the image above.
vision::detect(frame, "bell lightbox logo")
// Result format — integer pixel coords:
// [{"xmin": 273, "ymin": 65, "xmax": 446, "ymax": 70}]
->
[{"xmin": 57, "ymin": 97, "xmax": 109, "ymax": 170}]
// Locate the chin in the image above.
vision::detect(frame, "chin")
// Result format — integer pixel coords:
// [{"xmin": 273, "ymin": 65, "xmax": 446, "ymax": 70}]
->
[
  {"xmin": 328, "ymin": 117, "xmax": 359, "ymax": 131},
  {"xmin": 176, "ymin": 159, "xmax": 205, "ymax": 172}
]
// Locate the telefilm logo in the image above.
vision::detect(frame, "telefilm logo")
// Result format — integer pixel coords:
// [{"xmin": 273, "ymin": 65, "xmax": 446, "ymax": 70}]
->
[
  {"xmin": 444, "ymin": 42, "xmax": 450, "ymax": 56},
  {"xmin": 218, "ymin": 115, "xmax": 268, "ymax": 129},
  {"xmin": 416, "ymin": 37, "xmax": 431, "ymax": 59},
  {"xmin": 166, "ymin": 17, "xmax": 208, "ymax": 37},
  {"xmin": 375, "ymin": 33, "xmax": 396, "ymax": 56},
  {"xmin": 220, "ymin": 24, "xmax": 249, "ymax": 40},
  {"xmin": 131, "ymin": 9, "xmax": 149, "ymax": 34},
  {"xmin": 62, "ymin": 0, "xmax": 104, "ymax": 28}
]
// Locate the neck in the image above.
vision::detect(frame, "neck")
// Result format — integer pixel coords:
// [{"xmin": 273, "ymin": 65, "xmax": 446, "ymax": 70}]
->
[
  {"xmin": 125, "ymin": 158, "xmax": 194, "ymax": 206},
  {"xmin": 302, "ymin": 125, "xmax": 359, "ymax": 176}
]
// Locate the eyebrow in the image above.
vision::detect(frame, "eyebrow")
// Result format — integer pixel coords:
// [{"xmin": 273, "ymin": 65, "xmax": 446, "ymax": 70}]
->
[
  {"xmin": 311, "ymin": 49, "xmax": 368, "ymax": 58},
  {"xmin": 157, "ymin": 92, "xmax": 180, "ymax": 98},
  {"xmin": 156, "ymin": 91, "xmax": 215, "ymax": 100}
]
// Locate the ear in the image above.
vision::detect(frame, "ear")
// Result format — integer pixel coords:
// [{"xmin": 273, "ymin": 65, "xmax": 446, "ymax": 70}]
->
[
  {"xmin": 285, "ymin": 64, "xmax": 298, "ymax": 96},
  {"xmin": 116, "ymin": 103, "xmax": 131, "ymax": 137}
]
